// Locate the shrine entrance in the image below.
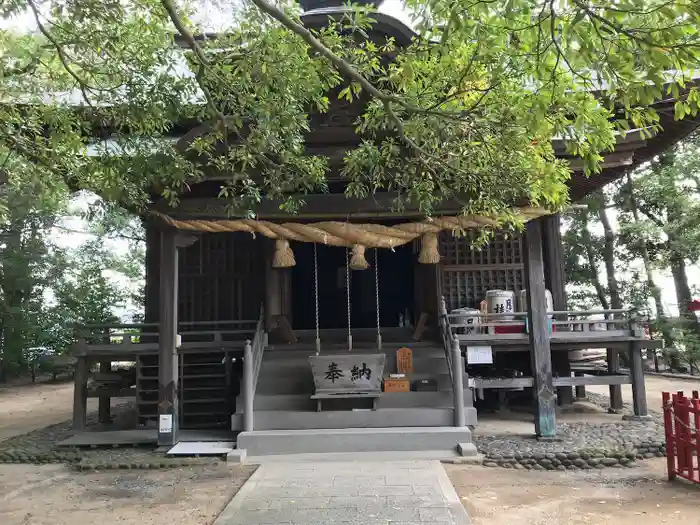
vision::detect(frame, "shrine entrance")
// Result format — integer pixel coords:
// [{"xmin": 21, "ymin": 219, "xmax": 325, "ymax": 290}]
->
[{"xmin": 291, "ymin": 242, "xmax": 415, "ymax": 330}]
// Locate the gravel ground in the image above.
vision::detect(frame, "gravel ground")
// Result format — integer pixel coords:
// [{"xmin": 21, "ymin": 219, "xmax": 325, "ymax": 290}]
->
[{"xmin": 472, "ymin": 393, "xmax": 667, "ymax": 470}]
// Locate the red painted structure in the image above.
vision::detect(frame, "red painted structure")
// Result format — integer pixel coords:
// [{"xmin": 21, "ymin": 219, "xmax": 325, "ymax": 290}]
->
[{"xmin": 663, "ymin": 391, "xmax": 700, "ymax": 483}]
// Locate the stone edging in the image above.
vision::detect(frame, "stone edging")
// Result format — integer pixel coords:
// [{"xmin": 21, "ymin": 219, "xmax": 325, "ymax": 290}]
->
[{"xmin": 442, "ymin": 441, "xmax": 667, "ymax": 469}]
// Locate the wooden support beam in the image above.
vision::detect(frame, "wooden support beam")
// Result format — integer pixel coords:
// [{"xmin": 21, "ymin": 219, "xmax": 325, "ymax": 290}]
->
[
  {"xmin": 72, "ymin": 357, "xmax": 89, "ymax": 430},
  {"xmin": 98, "ymin": 360, "xmax": 111, "ymax": 424},
  {"xmin": 158, "ymin": 227, "xmax": 180, "ymax": 447},
  {"xmin": 525, "ymin": 219, "xmax": 556, "ymax": 438},
  {"xmin": 575, "ymin": 371, "xmax": 586, "ymax": 400},
  {"xmin": 542, "ymin": 214, "xmax": 574, "ymax": 406},
  {"xmin": 608, "ymin": 349, "xmax": 624, "ymax": 411},
  {"xmin": 629, "ymin": 345, "xmax": 649, "ymax": 417}
]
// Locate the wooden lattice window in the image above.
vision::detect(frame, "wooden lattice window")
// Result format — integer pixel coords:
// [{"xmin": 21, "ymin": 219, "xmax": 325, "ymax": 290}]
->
[{"xmin": 440, "ymin": 231, "xmax": 525, "ymax": 311}]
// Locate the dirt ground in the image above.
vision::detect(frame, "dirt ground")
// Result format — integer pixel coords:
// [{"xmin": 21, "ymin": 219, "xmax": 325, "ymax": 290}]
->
[
  {"xmin": 588, "ymin": 375, "xmax": 700, "ymax": 413},
  {"xmin": 0, "ymin": 381, "xmax": 255, "ymax": 525},
  {"xmin": 0, "ymin": 382, "xmax": 101, "ymax": 441},
  {"xmin": 0, "ymin": 463, "xmax": 256, "ymax": 525},
  {"xmin": 447, "ymin": 459, "xmax": 700, "ymax": 525},
  {"xmin": 1, "ymin": 376, "xmax": 699, "ymax": 525}
]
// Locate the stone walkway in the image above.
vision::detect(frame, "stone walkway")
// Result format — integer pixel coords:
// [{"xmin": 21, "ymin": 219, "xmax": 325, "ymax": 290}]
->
[{"xmin": 214, "ymin": 460, "xmax": 470, "ymax": 525}]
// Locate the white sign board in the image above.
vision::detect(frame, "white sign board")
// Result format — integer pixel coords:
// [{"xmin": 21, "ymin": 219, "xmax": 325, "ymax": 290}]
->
[
  {"xmin": 467, "ymin": 346, "xmax": 493, "ymax": 365},
  {"xmin": 159, "ymin": 414, "xmax": 173, "ymax": 433}
]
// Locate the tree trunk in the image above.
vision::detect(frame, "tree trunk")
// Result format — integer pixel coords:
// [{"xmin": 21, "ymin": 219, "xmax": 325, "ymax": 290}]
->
[
  {"xmin": 581, "ymin": 213, "xmax": 609, "ymax": 309},
  {"xmin": 598, "ymin": 206, "xmax": 622, "ymax": 310},
  {"xmin": 596, "ymin": 205, "xmax": 624, "ymax": 406},
  {"xmin": 670, "ymin": 252, "xmax": 700, "ymax": 337},
  {"xmin": 625, "ymin": 174, "xmax": 674, "ymax": 347}
]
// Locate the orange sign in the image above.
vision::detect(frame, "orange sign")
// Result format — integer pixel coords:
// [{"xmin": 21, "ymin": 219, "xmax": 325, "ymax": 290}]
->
[{"xmin": 397, "ymin": 347, "xmax": 413, "ymax": 375}]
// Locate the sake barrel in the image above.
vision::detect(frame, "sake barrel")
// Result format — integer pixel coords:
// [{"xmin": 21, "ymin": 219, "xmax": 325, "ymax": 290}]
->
[
  {"xmin": 451, "ymin": 308, "xmax": 482, "ymax": 334},
  {"xmin": 518, "ymin": 289, "xmax": 554, "ymax": 317},
  {"xmin": 485, "ymin": 290, "xmax": 516, "ymax": 321}
]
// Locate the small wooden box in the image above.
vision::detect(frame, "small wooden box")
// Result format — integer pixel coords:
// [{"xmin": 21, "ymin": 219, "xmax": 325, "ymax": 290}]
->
[{"xmin": 383, "ymin": 377, "xmax": 410, "ymax": 392}]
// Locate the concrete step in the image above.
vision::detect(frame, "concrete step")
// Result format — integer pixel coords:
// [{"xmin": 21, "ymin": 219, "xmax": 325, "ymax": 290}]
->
[
  {"xmin": 259, "ymin": 355, "xmax": 451, "ymax": 375},
  {"xmin": 236, "ymin": 390, "xmax": 472, "ymax": 412},
  {"xmin": 231, "ymin": 406, "xmax": 478, "ymax": 431},
  {"xmin": 236, "ymin": 426, "xmax": 477, "ymax": 456},
  {"xmin": 255, "ymin": 371, "xmax": 467, "ymax": 396}
]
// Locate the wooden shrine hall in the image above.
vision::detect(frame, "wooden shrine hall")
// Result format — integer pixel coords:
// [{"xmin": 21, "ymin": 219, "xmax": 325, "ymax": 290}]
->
[{"xmin": 65, "ymin": 0, "xmax": 696, "ymax": 457}]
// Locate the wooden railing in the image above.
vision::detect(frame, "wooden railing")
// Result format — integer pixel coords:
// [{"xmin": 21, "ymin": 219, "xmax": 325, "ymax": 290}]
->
[
  {"xmin": 243, "ymin": 306, "xmax": 267, "ymax": 432},
  {"xmin": 72, "ymin": 319, "xmax": 259, "ymax": 356},
  {"xmin": 447, "ymin": 308, "xmax": 645, "ymax": 343},
  {"xmin": 438, "ymin": 297, "xmax": 466, "ymax": 427}
]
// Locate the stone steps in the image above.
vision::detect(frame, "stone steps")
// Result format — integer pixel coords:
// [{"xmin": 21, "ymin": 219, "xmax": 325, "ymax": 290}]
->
[
  {"xmin": 236, "ymin": 426, "xmax": 478, "ymax": 456},
  {"xmin": 231, "ymin": 407, "xmax": 477, "ymax": 431},
  {"xmin": 237, "ymin": 390, "xmax": 471, "ymax": 411}
]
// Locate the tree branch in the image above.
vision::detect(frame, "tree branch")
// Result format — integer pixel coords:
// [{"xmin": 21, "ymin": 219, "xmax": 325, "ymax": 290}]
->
[
  {"xmin": 248, "ymin": 0, "xmax": 476, "ymax": 120},
  {"xmin": 636, "ymin": 201, "xmax": 665, "ymax": 228},
  {"xmin": 160, "ymin": 0, "xmax": 226, "ymax": 122},
  {"xmin": 26, "ymin": 0, "xmax": 94, "ymax": 107},
  {"xmin": 572, "ymin": 0, "xmax": 700, "ymax": 51}
]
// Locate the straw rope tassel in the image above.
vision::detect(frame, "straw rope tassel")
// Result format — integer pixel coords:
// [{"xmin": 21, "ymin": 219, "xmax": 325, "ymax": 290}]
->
[
  {"xmin": 349, "ymin": 244, "xmax": 369, "ymax": 270},
  {"xmin": 272, "ymin": 239, "xmax": 295, "ymax": 268},
  {"xmin": 418, "ymin": 232, "xmax": 441, "ymax": 264}
]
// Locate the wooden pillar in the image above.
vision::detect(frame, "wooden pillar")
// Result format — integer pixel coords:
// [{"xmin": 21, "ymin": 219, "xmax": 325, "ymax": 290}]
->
[
  {"xmin": 629, "ymin": 344, "xmax": 649, "ymax": 417},
  {"xmin": 143, "ymin": 217, "xmax": 161, "ymax": 323},
  {"xmin": 72, "ymin": 356, "xmax": 89, "ymax": 430},
  {"xmin": 525, "ymin": 219, "xmax": 556, "ymax": 438},
  {"xmin": 265, "ymin": 244, "xmax": 283, "ymax": 331},
  {"xmin": 542, "ymin": 214, "xmax": 573, "ymax": 405},
  {"xmin": 608, "ymin": 349, "xmax": 623, "ymax": 411},
  {"xmin": 575, "ymin": 371, "xmax": 586, "ymax": 400},
  {"xmin": 158, "ymin": 227, "xmax": 179, "ymax": 447},
  {"xmin": 98, "ymin": 360, "xmax": 111, "ymax": 424}
]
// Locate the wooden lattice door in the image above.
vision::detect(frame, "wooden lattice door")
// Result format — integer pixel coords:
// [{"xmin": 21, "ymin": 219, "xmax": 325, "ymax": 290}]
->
[{"xmin": 178, "ymin": 232, "xmax": 265, "ymax": 322}]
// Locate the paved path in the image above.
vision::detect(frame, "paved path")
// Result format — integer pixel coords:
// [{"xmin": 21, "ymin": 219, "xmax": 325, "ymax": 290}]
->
[{"xmin": 215, "ymin": 460, "xmax": 470, "ymax": 525}]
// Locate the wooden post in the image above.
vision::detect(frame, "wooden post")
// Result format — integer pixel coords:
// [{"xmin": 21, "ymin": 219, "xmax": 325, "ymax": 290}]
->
[
  {"xmin": 97, "ymin": 327, "xmax": 111, "ymax": 424},
  {"xmin": 265, "ymin": 241, "xmax": 283, "ymax": 332},
  {"xmin": 451, "ymin": 335, "xmax": 465, "ymax": 427},
  {"xmin": 629, "ymin": 344, "xmax": 649, "ymax": 417},
  {"xmin": 608, "ymin": 349, "xmax": 623, "ymax": 411},
  {"xmin": 542, "ymin": 214, "xmax": 573, "ymax": 406},
  {"xmin": 98, "ymin": 360, "xmax": 111, "ymax": 424},
  {"xmin": 575, "ymin": 371, "xmax": 586, "ymax": 400},
  {"xmin": 243, "ymin": 339, "xmax": 254, "ymax": 432},
  {"xmin": 158, "ymin": 227, "xmax": 179, "ymax": 447},
  {"xmin": 72, "ymin": 356, "xmax": 89, "ymax": 430},
  {"xmin": 525, "ymin": 219, "xmax": 556, "ymax": 438}
]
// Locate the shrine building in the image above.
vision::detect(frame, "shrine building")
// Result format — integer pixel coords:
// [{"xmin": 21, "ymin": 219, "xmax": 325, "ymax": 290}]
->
[{"xmin": 66, "ymin": 0, "xmax": 696, "ymax": 458}]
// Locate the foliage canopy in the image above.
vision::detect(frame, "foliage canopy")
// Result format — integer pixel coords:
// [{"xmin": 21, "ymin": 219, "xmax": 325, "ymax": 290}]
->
[{"xmin": 1, "ymin": 0, "xmax": 700, "ymax": 227}]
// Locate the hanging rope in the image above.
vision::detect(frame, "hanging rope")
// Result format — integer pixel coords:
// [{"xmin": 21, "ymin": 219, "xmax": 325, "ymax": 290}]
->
[
  {"xmin": 375, "ymin": 248, "xmax": 382, "ymax": 351},
  {"xmin": 151, "ymin": 208, "xmax": 550, "ymax": 268},
  {"xmin": 346, "ymin": 246, "xmax": 352, "ymax": 352},
  {"xmin": 314, "ymin": 243, "xmax": 320, "ymax": 356}
]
